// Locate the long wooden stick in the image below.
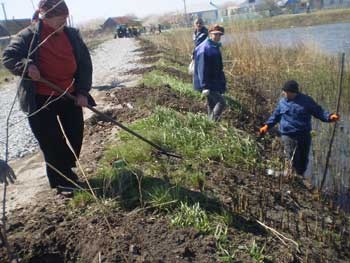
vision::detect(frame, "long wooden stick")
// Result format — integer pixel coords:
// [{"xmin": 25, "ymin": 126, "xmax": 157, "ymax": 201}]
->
[
  {"xmin": 319, "ymin": 53, "xmax": 345, "ymax": 192},
  {"xmin": 38, "ymin": 78, "xmax": 182, "ymax": 159}
]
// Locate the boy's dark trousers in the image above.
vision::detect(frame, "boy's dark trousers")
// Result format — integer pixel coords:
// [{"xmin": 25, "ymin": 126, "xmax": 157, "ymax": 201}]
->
[{"xmin": 281, "ymin": 133, "xmax": 311, "ymax": 176}]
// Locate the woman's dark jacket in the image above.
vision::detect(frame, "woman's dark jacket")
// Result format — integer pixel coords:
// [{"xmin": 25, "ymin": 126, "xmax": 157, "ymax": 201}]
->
[
  {"xmin": 2, "ymin": 20, "xmax": 94, "ymax": 114},
  {"xmin": 193, "ymin": 38, "xmax": 226, "ymax": 93}
]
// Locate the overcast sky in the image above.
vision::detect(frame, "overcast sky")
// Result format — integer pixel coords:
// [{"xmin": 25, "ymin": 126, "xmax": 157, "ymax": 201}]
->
[{"xmin": 1, "ymin": 0, "xmax": 236, "ymax": 24}]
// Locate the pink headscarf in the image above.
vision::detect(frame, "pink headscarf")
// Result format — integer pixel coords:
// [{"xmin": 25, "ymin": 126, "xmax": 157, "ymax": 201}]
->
[{"xmin": 32, "ymin": 0, "xmax": 69, "ymax": 22}]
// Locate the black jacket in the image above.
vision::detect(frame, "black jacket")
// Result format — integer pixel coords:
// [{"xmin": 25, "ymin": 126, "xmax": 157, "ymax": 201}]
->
[
  {"xmin": 2, "ymin": 20, "xmax": 94, "ymax": 113},
  {"xmin": 193, "ymin": 26, "xmax": 208, "ymax": 47}
]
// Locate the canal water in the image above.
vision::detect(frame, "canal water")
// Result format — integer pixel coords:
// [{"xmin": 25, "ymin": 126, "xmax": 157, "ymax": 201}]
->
[{"xmin": 247, "ymin": 22, "xmax": 350, "ymax": 55}]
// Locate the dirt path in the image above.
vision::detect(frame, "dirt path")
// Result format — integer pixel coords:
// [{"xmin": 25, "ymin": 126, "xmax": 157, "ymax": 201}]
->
[{"xmin": 0, "ymin": 38, "xmax": 142, "ymax": 212}]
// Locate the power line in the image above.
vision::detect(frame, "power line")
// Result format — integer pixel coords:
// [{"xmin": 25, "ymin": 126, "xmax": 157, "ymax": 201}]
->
[
  {"xmin": 183, "ymin": 0, "xmax": 188, "ymax": 26},
  {"xmin": 30, "ymin": 0, "xmax": 35, "ymax": 10}
]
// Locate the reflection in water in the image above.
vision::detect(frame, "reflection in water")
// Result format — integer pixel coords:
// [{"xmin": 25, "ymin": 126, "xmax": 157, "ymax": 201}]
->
[
  {"xmin": 316, "ymin": 119, "xmax": 350, "ymax": 212},
  {"xmin": 223, "ymin": 22, "xmax": 350, "ymax": 54}
]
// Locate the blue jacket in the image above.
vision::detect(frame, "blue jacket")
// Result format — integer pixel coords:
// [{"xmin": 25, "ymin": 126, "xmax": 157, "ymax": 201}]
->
[
  {"xmin": 266, "ymin": 93, "xmax": 331, "ymax": 135},
  {"xmin": 193, "ymin": 38, "xmax": 226, "ymax": 93}
]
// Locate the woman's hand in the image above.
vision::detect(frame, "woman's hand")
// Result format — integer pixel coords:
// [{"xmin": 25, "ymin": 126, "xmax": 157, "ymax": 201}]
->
[
  {"xmin": 27, "ymin": 64, "xmax": 41, "ymax": 81},
  {"xmin": 75, "ymin": 94, "xmax": 88, "ymax": 107}
]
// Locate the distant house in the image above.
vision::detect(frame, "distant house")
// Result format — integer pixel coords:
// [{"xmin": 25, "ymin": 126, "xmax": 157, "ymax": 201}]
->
[
  {"xmin": 226, "ymin": 4, "xmax": 241, "ymax": 16},
  {"xmin": 0, "ymin": 18, "xmax": 31, "ymax": 37},
  {"xmin": 311, "ymin": 0, "xmax": 350, "ymax": 9},
  {"xmin": 102, "ymin": 16, "xmax": 141, "ymax": 30},
  {"xmin": 187, "ymin": 3, "xmax": 220, "ymax": 24}
]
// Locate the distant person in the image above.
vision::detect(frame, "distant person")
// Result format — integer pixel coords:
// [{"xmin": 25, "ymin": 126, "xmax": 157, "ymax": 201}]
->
[
  {"xmin": 2, "ymin": 0, "xmax": 95, "ymax": 191},
  {"xmin": 193, "ymin": 24, "xmax": 226, "ymax": 122},
  {"xmin": 259, "ymin": 80, "xmax": 340, "ymax": 179},
  {"xmin": 193, "ymin": 18, "xmax": 208, "ymax": 48},
  {"xmin": 306, "ymin": 2, "xmax": 311, "ymax": 13},
  {"xmin": 126, "ymin": 27, "xmax": 132, "ymax": 38},
  {"xmin": 122, "ymin": 27, "xmax": 127, "ymax": 38},
  {"xmin": 189, "ymin": 18, "xmax": 208, "ymax": 74},
  {"xmin": 117, "ymin": 27, "xmax": 124, "ymax": 38},
  {"xmin": 158, "ymin": 24, "xmax": 162, "ymax": 34},
  {"xmin": 132, "ymin": 27, "xmax": 138, "ymax": 37}
]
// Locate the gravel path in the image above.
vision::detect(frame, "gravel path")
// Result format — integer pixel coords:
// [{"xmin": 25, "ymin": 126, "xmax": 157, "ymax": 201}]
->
[
  {"xmin": 0, "ymin": 82, "xmax": 38, "ymax": 160},
  {"xmin": 0, "ymin": 38, "xmax": 141, "ymax": 161}
]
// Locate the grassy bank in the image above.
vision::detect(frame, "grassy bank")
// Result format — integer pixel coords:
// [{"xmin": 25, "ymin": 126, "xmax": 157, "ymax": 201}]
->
[
  {"xmin": 151, "ymin": 27, "xmax": 350, "ymax": 195},
  {"xmin": 0, "ymin": 67, "xmax": 11, "ymax": 84},
  {"xmin": 64, "ymin": 36, "xmax": 350, "ymax": 262}
]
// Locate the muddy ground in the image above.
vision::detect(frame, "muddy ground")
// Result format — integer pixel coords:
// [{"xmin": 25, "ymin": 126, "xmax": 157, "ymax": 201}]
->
[{"xmin": 1, "ymin": 39, "xmax": 350, "ymax": 263}]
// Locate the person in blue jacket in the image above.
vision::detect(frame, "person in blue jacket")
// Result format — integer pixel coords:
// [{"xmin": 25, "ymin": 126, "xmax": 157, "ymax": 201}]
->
[
  {"xmin": 259, "ymin": 80, "xmax": 340, "ymax": 177},
  {"xmin": 193, "ymin": 24, "xmax": 226, "ymax": 121}
]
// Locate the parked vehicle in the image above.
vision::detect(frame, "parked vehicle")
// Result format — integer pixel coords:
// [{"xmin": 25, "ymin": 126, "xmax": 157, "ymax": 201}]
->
[{"xmin": 114, "ymin": 24, "xmax": 127, "ymax": 38}]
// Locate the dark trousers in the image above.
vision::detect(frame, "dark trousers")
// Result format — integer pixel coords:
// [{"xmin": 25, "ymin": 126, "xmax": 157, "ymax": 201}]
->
[
  {"xmin": 281, "ymin": 133, "xmax": 311, "ymax": 176},
  {"xmin": 207, "ymin": 91, "xmax": 226, "ymax": 121},
  {"xmin": 28, "ymin": 95, "xmax": 84, "ymax": 188}
]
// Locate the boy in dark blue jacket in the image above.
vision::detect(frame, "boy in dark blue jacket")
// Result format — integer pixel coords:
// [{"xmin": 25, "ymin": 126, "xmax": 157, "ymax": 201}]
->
[
  {"xmin": 192, "ymin": 18, "xmax": 208, "ymax": 47},
  {"xmin": 260, "ymin": 80, "xmax": 340, "ymax": 177},
  {"xmin": 193, "ymin": 24, "xmax": 226, "ymax": 121}
]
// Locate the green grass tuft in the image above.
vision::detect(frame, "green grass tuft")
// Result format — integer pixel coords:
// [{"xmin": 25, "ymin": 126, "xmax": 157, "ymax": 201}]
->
[
  {"xmin": 171, "ymin": 202, "xmax": 212, "ymax": 233},
  {"xmin": 142, "ymin": 70, "xmax": 200, "ymax": 99},
  {"xmin": 69, "ymin": 191, "xmax": 95, "ymax": 208}
]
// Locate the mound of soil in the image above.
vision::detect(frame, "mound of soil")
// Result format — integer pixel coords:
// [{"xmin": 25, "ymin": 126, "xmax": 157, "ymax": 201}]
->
[{"xmin": 2, "ymin": 197, "xmax": 217, "ymax": 263}]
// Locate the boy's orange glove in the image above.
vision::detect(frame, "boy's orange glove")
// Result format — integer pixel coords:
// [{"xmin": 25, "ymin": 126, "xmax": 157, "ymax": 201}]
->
[
  {"xmin": 329, "ymin": 113, "xmax": 340, "ymax": 122},
  {"xmin": 259, "ymin": 124, "xmax": 269, "ymax": 135}
]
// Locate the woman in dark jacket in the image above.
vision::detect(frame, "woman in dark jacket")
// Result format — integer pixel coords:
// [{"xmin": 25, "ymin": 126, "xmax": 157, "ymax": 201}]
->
[
  {"xmin": 2, "ymin": 0, "xmax": 94, "ymax": 190},
  {"xmin": 193, "ymin": 24, "xmax": 226, "ymax": 121}
]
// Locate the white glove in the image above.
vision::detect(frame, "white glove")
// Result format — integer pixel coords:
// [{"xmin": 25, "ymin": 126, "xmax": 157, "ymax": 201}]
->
[{"xmin": 202, "ymin": 89, "xmax": 210, "ymax": 96}]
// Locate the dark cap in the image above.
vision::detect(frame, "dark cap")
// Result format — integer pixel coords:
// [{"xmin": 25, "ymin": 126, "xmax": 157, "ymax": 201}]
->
[
  {"xmin": 282, "ymin": 80, "xmax": 299, "ymax": 93},
  {"xmin": 208, "ymin": 24, "xmax": 224, "ymax": 35}
]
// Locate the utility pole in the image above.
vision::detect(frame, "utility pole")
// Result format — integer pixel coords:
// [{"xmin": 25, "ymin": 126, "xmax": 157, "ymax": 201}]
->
[
  {"xmin": 209, "ymin": 1, "xmax": 220, "ymax": 22},
  {"xmin": 1, "ymin": 2, "xmax": 8, "ymax": 21},
  {"xmin": 183, "ymin": 0, "xmax": 189, "ymax": 27},
  {"xmin": 1, "ymin": 2, "xmax": 11, "ymax": 38}
]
